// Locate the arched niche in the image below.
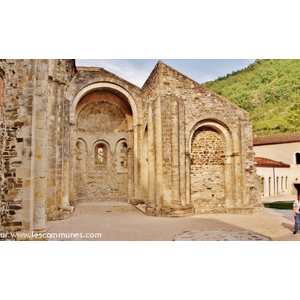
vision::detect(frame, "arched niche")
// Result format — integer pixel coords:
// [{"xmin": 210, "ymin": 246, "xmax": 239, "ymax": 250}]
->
[
  {"xmin": 190, "ymin": 126, "xmax": 226, "ymax": 209},
  {"xmin": 75, "ymin": 139, "xmax": 87, "ymax": 172},
  {"xmin": 115, "ymin": 139, "xmax": 128, "ymax": 173},
  {"xmin": 71, "ymin": 82, "xmax": 138, "ymax": 202},
  {"xmin": 188, "ymin": 119, "xmax": 235, "ymax": 212}
]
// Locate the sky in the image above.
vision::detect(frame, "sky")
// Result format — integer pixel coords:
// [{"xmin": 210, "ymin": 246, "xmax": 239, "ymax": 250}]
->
[{"xmin": 75, "ymin": 59, "xmax": 256, "ymax": 87}]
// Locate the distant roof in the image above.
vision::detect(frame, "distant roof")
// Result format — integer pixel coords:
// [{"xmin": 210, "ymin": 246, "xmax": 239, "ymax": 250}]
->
[
  {"xmin": 253, "ymin": 132, "xmax": 300, "ymax": 146},
  {"xmin": 255, "ymin": 157, "xmax": 290, "ymax": 168}
]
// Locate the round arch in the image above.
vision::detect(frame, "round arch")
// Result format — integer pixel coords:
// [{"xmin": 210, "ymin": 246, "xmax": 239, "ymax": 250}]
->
[
  {"xmin": 188, "ymin": 119, "xmax": 233, "ymax": 156},
  {"xmin": 71, "ymin": 81, "xmax": 139, "ymax": 202},
  {"xmin": 70, "ymin": 82, "xmax": 138, "ymax": 126}
]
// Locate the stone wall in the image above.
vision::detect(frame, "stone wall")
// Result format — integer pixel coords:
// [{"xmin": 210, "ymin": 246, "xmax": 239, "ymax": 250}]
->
[
  {"xmin": 74, "ymin": 91, "xmax": 131, "ymax": 202},
  {"xmin": 46, "ymin": 59, "xmax": 76, "ymax": 221},
  {"xmin": 142, "ymin": 61, "xmax": 262, "ymax": 216},
  {"xmin": 0, "ymin": 59, "xmax": 36, "ymax": 236},
  {"xmin": 0, "ymin": 59, "xmax": 75, "ymax": 238},
  {"xmin": 66, "ymin": 67, "xmax": 143, "ymax": 204}
]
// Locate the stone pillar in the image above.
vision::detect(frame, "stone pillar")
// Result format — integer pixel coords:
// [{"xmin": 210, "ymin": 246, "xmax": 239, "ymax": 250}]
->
[
  {"xmin": 233, "ymin": 153, "xmax": 242, "ymax": 207},
  {"xmin": 69, "ymin": 124, "xmax": 76, "ymax": 205},
  {"xmin": 55, "ymin": 84, "xmax": 64, "ymax": 210},
  {"xmin": 141, "ymin": 127, "xmax": 149, "ymax": 200},
  {"xmin": 127, "ymin": 130, "xmax": 134, "ymax": 198},
  {"xmin": 238, "ymin": 123, "xmax": 247, "ymax": 206},
  {"xmin": 224, "ymin": 155, "xmax": 234, "ymax": 207},
  {"xmin": 133, "ymin": 123, "xmax": 138, "ymax": 199},
  {"xmin": 62, "ymin": 94, "xmax": 71, "ymax": 210},
  {"xmin": 154, "ymin": 97, "xmax": 163, "ymax": 208},
  {"xmin": 33, "ymin": 60, "xmax": 48, "ymax": 232},
  {"xmin": 185, "ymin": 153, "xmax": 191, "ymax": 205},
  {"xmin": 147, "ymin": 104, "xmax": 156, "ymax": 208},
  {"xmin": 178, "ymin": 101, "xmax": 186, "ymax": 206},
  {"xmin": 46, "ymin": 77, "xmax": 57, "ymax": 219},
  {"xmin": 171, "ymin": 99, "xmax": 180, "ymax": 205}
]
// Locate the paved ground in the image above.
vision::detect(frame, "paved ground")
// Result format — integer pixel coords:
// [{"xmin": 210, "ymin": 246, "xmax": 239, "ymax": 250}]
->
[
  {"xmin": 173, "ymin": 229, "xmax": 271, "ymax": 241},
  {"xmin": 46, "ymin": 201, "xmax": 300, "ymax": 241}
]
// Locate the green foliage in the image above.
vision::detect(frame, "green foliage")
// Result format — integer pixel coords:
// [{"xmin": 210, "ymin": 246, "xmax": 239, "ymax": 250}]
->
[
  {"xmin": 205, "ymin": 59, "xmax": 300, "ymax": 136},
  {"xmin": 263, "ymin": 201, "xmax": 294, "ymax": 210}
]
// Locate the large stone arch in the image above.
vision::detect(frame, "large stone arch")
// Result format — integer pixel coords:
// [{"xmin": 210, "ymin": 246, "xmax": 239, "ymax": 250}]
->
[
  {"xmin": 188, "ymin": 119, "xmax": 235, "ymax": 213},
  {"xmin": 70, "ymin": 82, "xmax": 138, "ymax": 126},
  {"xmin": 70, "ymin": 82, "xmax": 138, "ymax": 203}
]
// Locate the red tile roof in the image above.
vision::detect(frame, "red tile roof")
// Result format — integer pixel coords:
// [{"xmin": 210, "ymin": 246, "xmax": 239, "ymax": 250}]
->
[
  {"xmin": 255, "ymin": 157, "xmax": 290, "ymax": 168},
  {"xmin": 253, "ymin": 132, "xmax": 300, "ymax": 146}
]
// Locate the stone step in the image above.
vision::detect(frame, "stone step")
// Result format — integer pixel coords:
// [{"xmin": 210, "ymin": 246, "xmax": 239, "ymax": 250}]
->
[{"xmin": 134, "ymin": 204, "xmax": 146, "ymax": 214}]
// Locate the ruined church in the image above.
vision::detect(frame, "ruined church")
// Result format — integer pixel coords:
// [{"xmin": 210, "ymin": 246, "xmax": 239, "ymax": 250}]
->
[{"xmin": 0, "ymin": 59, "xmax": 262, "ymax": 234}]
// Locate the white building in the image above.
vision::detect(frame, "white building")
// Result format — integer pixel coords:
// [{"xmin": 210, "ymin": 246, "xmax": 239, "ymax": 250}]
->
[{"xmin": 254, "ymin": 132, "xmax": 300, "ymax": 198}]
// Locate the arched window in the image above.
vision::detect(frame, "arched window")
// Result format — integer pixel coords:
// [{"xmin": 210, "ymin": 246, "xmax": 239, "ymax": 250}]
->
[
  {"xmin": 296, "ymin": 153, "xmax": 300, "ymax": 165},
  {"xmin": 276, "ymin": 177, "xmax": 279, "ymax": 195},
  {"xmin": 281, "ymin": 176, "xmax": 284, "ymax": 190},
  {"xmin": 286, "ymin": 176, "xmax": 288, "ymax": 190},
  {"xmin": 94, "ymin": 143, "xmax": 109, "ymax": 168},
  {"xmin": 261, "ymin": 177, "xmax": 265, "ymax": 194},
  {"xmin": 268, "ymin": 177, "xmax": 272, "ymax": 196}
]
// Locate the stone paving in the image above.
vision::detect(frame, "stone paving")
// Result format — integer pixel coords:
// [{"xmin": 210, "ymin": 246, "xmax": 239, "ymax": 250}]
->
[
  {"xmin": 174, "ymin": 229, "xmax": 271, "ymax": 241},
  {"xmin": 46, "ymin": 202, "xmax": 300, "ymax": 241}
]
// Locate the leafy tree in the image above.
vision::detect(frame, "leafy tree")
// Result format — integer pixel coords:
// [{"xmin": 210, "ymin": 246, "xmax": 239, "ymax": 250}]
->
[{"xmin": 205, "ymin": 59, "xmax": 300, "ymax": 136}]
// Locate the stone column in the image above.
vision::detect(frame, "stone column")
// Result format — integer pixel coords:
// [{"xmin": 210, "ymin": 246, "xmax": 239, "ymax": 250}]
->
[
  {"xmin": 185, "ymin": 153, "xmax": 191, "ymax": 205},
  {"xmin": 33, "ymin": 60, "xmax": 48, "ymax": 232},
  {"xmin": 55, "ymin": 84, "xmax": 64, "ymax": 211},
  {"xmin": 147, "ymin": 104, "xmax": 156, "ymax": 207},
  {"xmin": 69, "ymin": 124, "xmax": 76, "ymax": 205},
  {"xmin": 133, "ymin": 123, "xmax": 139, "ymax": 199},
  {"xmin": 178, "ymin": 101, "xmax": 186, "ymax": 206},
  {"xmin": 233, "ymin": 153, "xmax": 242, "ymax": 207},
  {"xmin": 171, "ymin": 99, "xmax": 180, "ymax": 205},
  {"xmin": 46, "ymin": 77, "xmax": 57, "ymax": 219},
  {"xmin": 154, "ymin": 97, "xmax": 163, "ymax": 208},
  {"xmin": 62, "ymin": 94, "xmax": 71, "ymax": 210},
  {"xmin": 238, "ymin": 123, "xmax": 246, "ymax": 206},
  {"xmin": 127, "ymin": 130, "xmax": 134, "ymax": 198},
  {"xmin": 224, "ymin": 155, "xmax": 234, "ymax": 207},
  {"xmin": 135, "ymin": 122, "xmax": 143, "ymax": 199}
]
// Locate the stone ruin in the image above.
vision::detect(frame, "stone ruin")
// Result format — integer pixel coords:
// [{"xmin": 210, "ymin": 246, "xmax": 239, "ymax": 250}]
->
[{"xmin": 0, "ymin": 59, "xmax": 263, "ymax": 238}]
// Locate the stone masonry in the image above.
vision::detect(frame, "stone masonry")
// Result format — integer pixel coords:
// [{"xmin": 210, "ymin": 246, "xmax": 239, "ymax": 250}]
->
[{"xmin": 0, "ymin": 59, "xmax": 263, "ymax": 238}]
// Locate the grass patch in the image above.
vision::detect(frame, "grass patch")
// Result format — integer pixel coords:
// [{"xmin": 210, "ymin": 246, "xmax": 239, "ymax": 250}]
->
[{"xmin": 263, "ymin": 201, "xmax": 294, "ymax": 210}]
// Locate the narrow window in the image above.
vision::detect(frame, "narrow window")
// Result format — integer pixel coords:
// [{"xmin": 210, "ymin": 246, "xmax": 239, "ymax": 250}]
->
[
  {"xmin": 296, "ymin": 153, "xmax": 300, "ymax": 165},
  {"xmin": 268, "ymin": 177, "xmax": 272, "ymax": 196},
  {"xmin": 286, "ymin": 176, "xmax": 288, "ymax": 190},
  {"xmin": 276, "ymin": 177, "xmax": 279, "ymax": 195},
  {"xmin": 98, "ymin": 147, "xmax": 104, "ymax": 165},
  {"xmin": 261, "ymin": 177, "xmax": 265, "ymax": 194},
  {"xmin": 95, "ymin": 143, "xmax": 108, "ymax": 168},
  {"xmin": 281, "ymin": 176, "xmax": 284, "ymax": 190}
]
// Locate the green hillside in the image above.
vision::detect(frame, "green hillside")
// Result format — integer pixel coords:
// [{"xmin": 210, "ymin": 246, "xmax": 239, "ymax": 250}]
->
[{"xmin": 205, "ymin": 59, "xmax": 300, "ymax": 136}]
